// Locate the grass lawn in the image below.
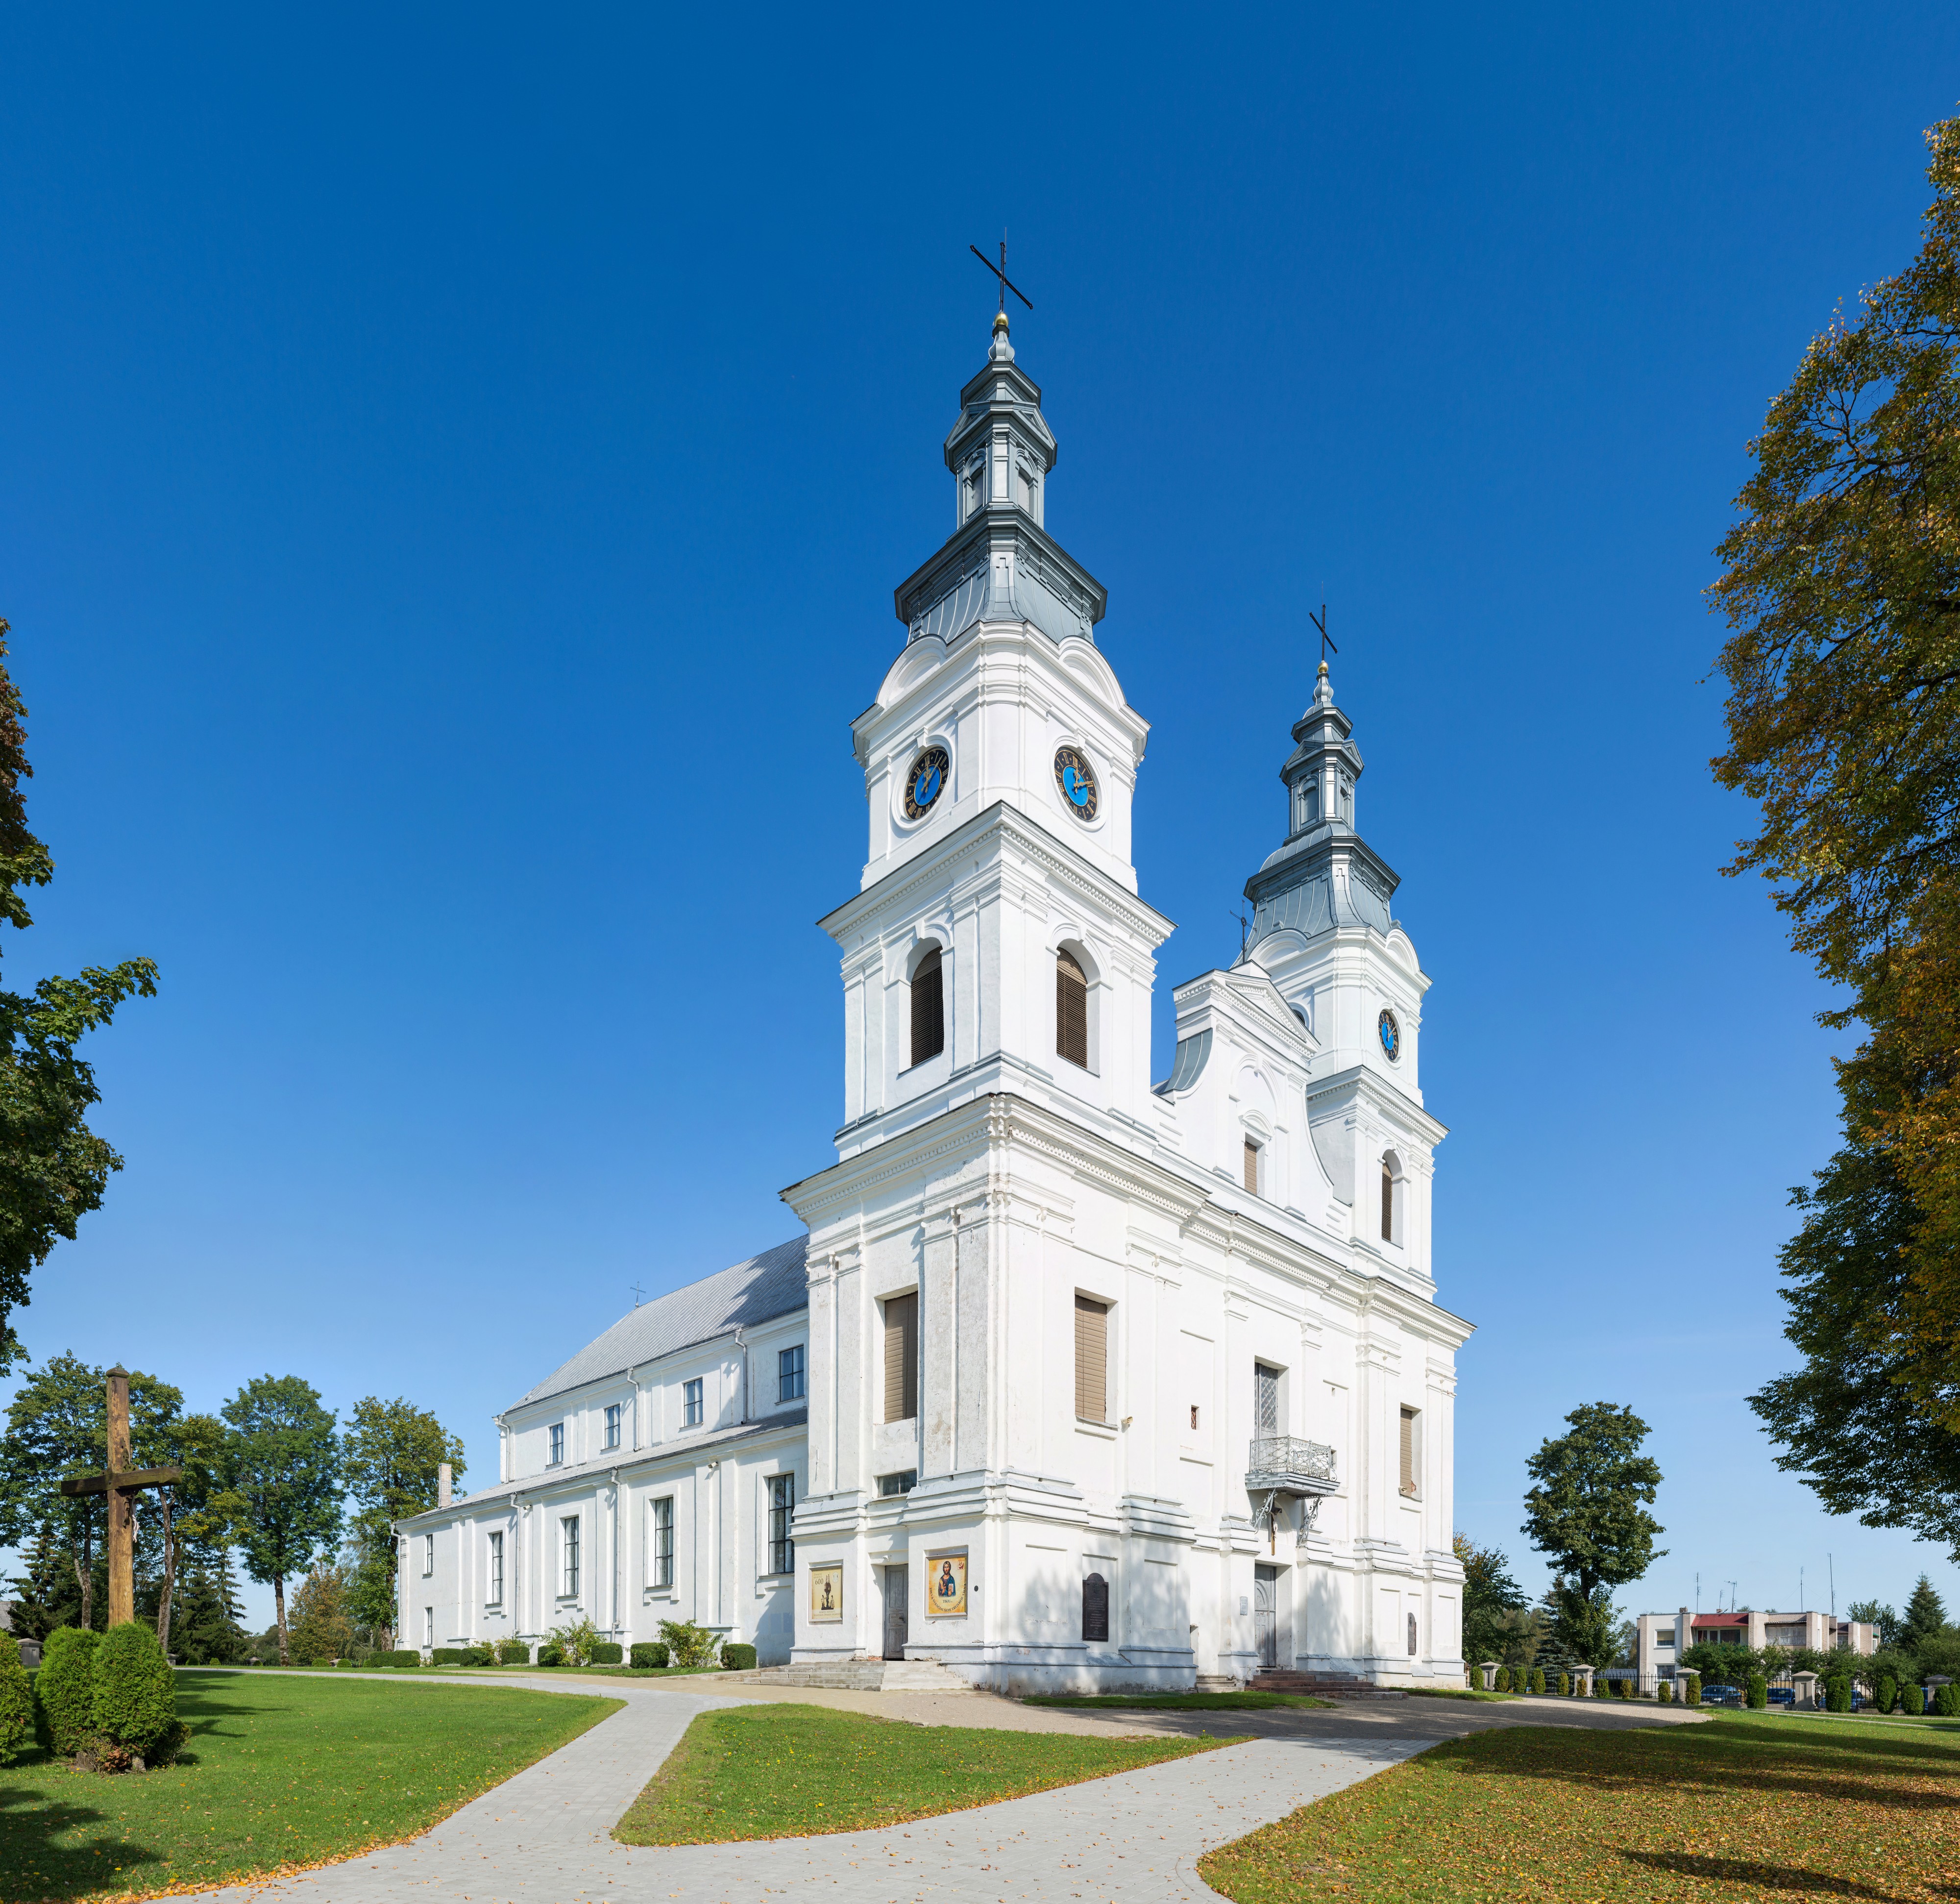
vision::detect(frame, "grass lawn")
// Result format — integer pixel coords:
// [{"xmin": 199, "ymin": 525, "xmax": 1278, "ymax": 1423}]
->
[
  {"xmin": 1022, "ymin": 1691, "xmax": 1335, "ymax": 1712},
  {"xmin": 0, "ymin": 1668, "xmax": 620, "ymax": 1902},
  {"xmin": 1198, "ymin": 1710, "xmax": 1960, "ymax": 1904},
  {"xmin": 613, "ymin": 1701, "xmax": 1237, "ymax": 1843}
]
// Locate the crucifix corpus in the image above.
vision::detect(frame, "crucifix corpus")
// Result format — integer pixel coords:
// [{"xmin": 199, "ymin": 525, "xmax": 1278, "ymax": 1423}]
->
[{"xmin": 60, "ymin": 1365, "xmax": 181, "ymax": 1628}]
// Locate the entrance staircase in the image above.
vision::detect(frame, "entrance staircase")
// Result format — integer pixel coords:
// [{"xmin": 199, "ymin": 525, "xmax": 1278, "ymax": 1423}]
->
[
  {"xmin": 715, "ymin": 1657, "xmax": 977, "ymax": 1694},
  {"xmin": 1252, "ymin": 1668, "xmax": 1406, "ymax": 1700}
]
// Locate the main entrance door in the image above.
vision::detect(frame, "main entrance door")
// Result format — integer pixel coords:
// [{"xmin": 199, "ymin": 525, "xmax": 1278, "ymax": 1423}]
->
[
  {"xmin": 1254, "ymin": 1565, "xmax": 1278, "ymax": 1669},
  {"xmin": 882, "ymin": 1566, "xmax": 909, "ymax": 1660}
]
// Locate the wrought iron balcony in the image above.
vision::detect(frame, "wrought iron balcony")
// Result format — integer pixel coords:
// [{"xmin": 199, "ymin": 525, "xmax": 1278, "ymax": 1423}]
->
[{"xmin": 1246, "ymin": 1436, "xmax": 1338, "ymax": 1497}]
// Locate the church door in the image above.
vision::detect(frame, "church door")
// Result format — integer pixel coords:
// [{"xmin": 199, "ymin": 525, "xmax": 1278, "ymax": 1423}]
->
[
  {"xmin": 1254, "ymin": 1565, "xmax": 1278, "ymax": 1669},
  {"xmin": 882, "ymin": 1566, "xmax": 909, "ymax": 1660}
]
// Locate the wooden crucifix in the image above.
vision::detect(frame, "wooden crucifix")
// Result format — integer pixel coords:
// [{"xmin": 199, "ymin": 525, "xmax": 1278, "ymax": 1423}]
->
[{"xmin": 60, "ymin": 1365, "xmax": 181, "ymax": 1627}]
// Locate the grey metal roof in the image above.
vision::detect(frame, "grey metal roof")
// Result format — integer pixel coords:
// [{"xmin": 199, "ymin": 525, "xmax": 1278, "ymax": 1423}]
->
[
  {"xmin": 511, "ymin": 1235, "xmax": 809, "ymax": 1410},
  {"xmin": 1154, "ymin": 1028, "xmax": 1212, "ymax": 1096}
]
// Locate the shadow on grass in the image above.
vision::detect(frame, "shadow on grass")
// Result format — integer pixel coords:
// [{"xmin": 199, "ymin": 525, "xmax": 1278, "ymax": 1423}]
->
[
  {"xmin": 1620, "ymin": 1850, "xmax": 1902, "ymax": 1898},
  {"xmin": 0, "ymin": 1783, "xmax": 164, "ymax": 1903}
]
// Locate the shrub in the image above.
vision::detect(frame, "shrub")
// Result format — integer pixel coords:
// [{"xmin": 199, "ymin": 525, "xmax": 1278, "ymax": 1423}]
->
[
  {"xmin": 461, "ymin": 1646, "xmax": 494, "ymax": 1666},
  {"xmin": 431, "ymin": 1648, "xmax": 468, "ymax": 1665},
  {"xmin": 37, "ymin": 1627, "xmax": 101, "ymax": 1756},
  {"xmin": 1527, "ymin": 1668, "xmax": 1545, "ymax": 1696},
  {"xmin": 1683, "ymin": 1673, "xmax": 1701, "ymax": 1707},
  {"xmin": 1878, "ymin": 1676, "xmax": 1898, "ymax": 1713},
  {"xmin": 721, "ymin": 1642, "xmax": 758, "ymax": 1671},
  {"xmin": 1827, "ymin": 1676, "xmax": 1852, "ymax": 1712},
  {"xmin": 497, "ymin": 1640, "xmax": 530, "ymax": 1665},
  {"xmin": 589, "ymin": 1642, "xmax": 623, "ymax": 1665},
  {"xmin": 1905, "ymin": 1681, "xmax": 1926, "ymax": 1715},
  {"xmin": 537, "ymin": 1643, "xmax": 564, "ymax": 1667},
  {"xmin": 381, "ymin": 1650, "xmax": 420, "ymax": 1668},
  {"xmin": 93, "ymin": 1621, "xmax": 178, "ymax": 1761},
  {"xmin": 1747, "ymin": 1675, "xmax": 1767, "ymax": 1709},
  {"xmin": 1657, "ymin": 1681, "xmax": 1673, "ymax": 1705},
  {"xmin": 0, "ymin": 1633, "xmax": 32, "ymax": 1765},
  {"xmin": 1556, "ymin": 1672, "xmax": 1570, "ymax": 1697},
  {"xmin": 630, "ymin": 1642, "xmax": 668, "ymax": 1669},
  {"xmin": 1493, "ymin": 1666, "xmax": 1509, "ymax": 1692},
  {"xmin": 658, "ymin": 1620, "xmax": 719, "ymax": 1671},
  {"xmin": 544, "ymin": 1619, "xmax": 603, "ymax": 1667},
  {"xmin": 1937, "ymin": 1682, "xmax": 1960, "ymax": 1718}
]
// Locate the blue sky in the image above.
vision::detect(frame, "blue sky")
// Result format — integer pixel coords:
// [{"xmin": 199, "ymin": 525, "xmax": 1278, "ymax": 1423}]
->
[{"xmin": 4, "ymin": 1, "xmax": 1959, "ymax": 1633}]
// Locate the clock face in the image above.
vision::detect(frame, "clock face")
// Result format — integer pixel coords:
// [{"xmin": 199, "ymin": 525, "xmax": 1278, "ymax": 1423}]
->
[
  {"xmin": 903, "ymin": 747, "xmax": 950, "ymax": 820},
  {"xmin": 1378, "ymin": 1009, "xmax": 1400, "ymax": 1062},
  {"xmin": 1054, "ymin": 747, "xmax": 1099, "ymax": 820}
]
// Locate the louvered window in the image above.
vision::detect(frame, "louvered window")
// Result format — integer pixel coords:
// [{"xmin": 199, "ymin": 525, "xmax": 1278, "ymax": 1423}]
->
[
  {"xmin": 1400, "ymin": 1406, "xmax": 1419, "ymax": 1497},
  {"xmin": 1255, "ymin": 1363, "xmax": 1279, "ymax": 1439},
  {"xmin": 883, "ymin": 1293, "xmax": 918, "ymax": 1423},
  {"xmin": 1381, "ymin": 1162, "xmax": 1395, "ymax": 1242},
  {"xmin": 1075, "ymin": 1295, "xmax": 1109, "ymax": 1421},
  {"xmin": 1056, "ymin": 950, "xmax": 1088, "ymax": 1068},
  {"xmin": 1244, "ymin": 1139, "xmax": 1261, "ymax": 1194},
  {"xmin": 910, "ymin": 948, "xmax": 944, "ymax": 1066}
]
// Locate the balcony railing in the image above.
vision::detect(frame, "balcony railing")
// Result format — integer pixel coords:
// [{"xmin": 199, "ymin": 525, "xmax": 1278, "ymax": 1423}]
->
[{"xmin": 1246, "ymin": 1436, "xmax": 1338, "ymax": 1496}]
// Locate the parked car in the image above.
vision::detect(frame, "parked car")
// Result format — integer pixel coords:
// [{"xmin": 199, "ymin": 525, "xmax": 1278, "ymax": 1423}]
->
[
  {"xmin": 1767, "ymin": 1686, "xmax": 1795, "ymax": 1705},
  {"xmin": 1701, "ymin": 1683, "xmax": 1743, "ymax": 1706}
]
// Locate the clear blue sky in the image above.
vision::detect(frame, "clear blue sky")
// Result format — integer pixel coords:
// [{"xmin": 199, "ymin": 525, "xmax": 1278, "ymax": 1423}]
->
[{"xmin": 4, "ymin": 2, "xmax": 1958, "ymax": 1634}]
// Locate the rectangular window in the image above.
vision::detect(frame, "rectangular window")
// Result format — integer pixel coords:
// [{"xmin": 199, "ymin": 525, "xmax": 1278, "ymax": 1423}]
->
[
  {"xmin": 423, "ymin": 1606, "xmax": 433, "ymax": 1647},
  {"xmin": 767, "ymin": 1473, "xmax": 796, "ymax": 1575},
  {"xmin": 910, "ymin": 949, "xmax": 944, "ymax": 1064},
  {"xmin": 422, "ymin": 1532, "xmax": 434, "ymax": 1577},
  {"xmin": 487, "ymin": 1530, "xmax": 504, "ymax": 1605},
  {"xmin": 604, "ymin": 1402, "xmax": 622, "ymax": 1449},
  {"xmin": 1243, "ymin": 1139, "xmax": 1261, "ymax": 1194},
  {"xmin": 882, "ymin": 1293, "xmax": 919, "ymax": 1423},
  {"xmin": 1399, "ymin": 1406, "xmax": 1419, "ymax": 1497},
  {"xmin": 1056, "ymin": 952, "xmax": 1089, "ymax": 1068},
  {"xmin": 878, "ymin": 1469, "xmax": 917, "ymax": 1497},
  {"xmin": 779, "ymin": 1344, "xmax": 805, "ymax": 1403},
  {"xmin": 683, "ymin": 1378, "xmax": 705, "ymax": 1428},
  {"xmin": 1255, "ymin": 1363, "xmax": 1280, "ymax": 1440},
  {"xmin": 650, "ymin": 1496, "xmax": 674, "ymax": 1588},
  {"xmin": 1190, "ymin": 1404, "xmax": 1200, "ymax": 1430},
  {"xmin": 561, "ymin": 1514, "xmax": 581, "ymax": 1597},
  {"xmin": 548, "ymin": 1422, "xmax": 565, "ymax": 1466},
  {"xmin": 1075, "ymin": 1295, "xmax": 1109, "ymax": 1422},
  {"xmin": 1656, "ymin": 1627, "xmax": 1676, "ymax": 1648}
]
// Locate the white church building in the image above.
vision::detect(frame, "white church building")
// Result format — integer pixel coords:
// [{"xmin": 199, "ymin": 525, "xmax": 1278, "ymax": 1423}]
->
[{"xmin": 399, "ymin": 311, "xmax": 1471, "ymax": 1691}]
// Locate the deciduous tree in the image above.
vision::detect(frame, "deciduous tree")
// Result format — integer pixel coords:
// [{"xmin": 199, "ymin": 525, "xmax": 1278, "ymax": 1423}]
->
[
  {"xmin": 341, "ymin": 1395, "xmax": 463, "ymax": 1646},
  {"xmin": 1521, "ymin": 1403, "xmax": 1665, "ymax": 1600},
  {"xmin": 220, "ymin": 1375, "xmax": 341, "ymax": 1664}
]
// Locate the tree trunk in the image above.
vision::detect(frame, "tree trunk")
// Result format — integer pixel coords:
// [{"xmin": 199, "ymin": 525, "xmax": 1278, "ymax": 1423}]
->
[
  {"xmin": 156, "ymin": 1491, "xmax": 176, "ymax": 1655},
  {"xmin": 274, "ymin": 1571, "xmax": 289, "ymax": 1664}
]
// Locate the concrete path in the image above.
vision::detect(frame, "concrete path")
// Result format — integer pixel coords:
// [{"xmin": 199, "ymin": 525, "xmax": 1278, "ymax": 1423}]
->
[{"xmin": 186, "ymin": 1671, "xmax": 1695, "ymax": 1904}]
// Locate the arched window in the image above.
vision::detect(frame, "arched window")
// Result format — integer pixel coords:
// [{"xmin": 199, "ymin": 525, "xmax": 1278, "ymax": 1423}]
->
[
  {"xmin": 1082, "ymin": 1572, "xmax": 1110, "ymax": 1643},
  {"xmin": 910, "ymin": 947, "xmax": 944, "ymax": 1066},
  {"xmin": 1056, "ymin": 949, "xmax": 1089, "ymax": 1069},
  {"xmin": 1381, "ymin": 1152, "xmax": 1403, "ymax": 1246}
]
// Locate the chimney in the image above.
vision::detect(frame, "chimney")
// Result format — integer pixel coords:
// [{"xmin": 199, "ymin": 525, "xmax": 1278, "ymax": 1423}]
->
[{"xmin": 438, "ymin": 1462, "xmax": 452, "ymax": 1508}]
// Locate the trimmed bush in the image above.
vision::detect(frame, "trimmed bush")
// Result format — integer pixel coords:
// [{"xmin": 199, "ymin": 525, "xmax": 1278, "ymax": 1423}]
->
[
  {"xmin": 94, "ymin": 1621, "xmax": 178, "ymax": 1761},
  {"xmin": 1937, "ymin": 1682, "xmax": 1960, "ymax": 1717},
  {"xmin": 497, "ymin": 1640, "xmax": 530, "ymax": 1665},
  {"xmin": 0, "ymin": 1632, "xmax": 32, "ymax": 1765},
  {"xmin": 431, "ymin": 1648, "xmax": 469, "ymax": 1665},
  {"xmin": 463, "ymin": 1646, "xmax": 494, "ymax": 1666},
  {"xmin": 1493, "ymin": 1666, "xmax": 1510, "ymax": 1692},
  {"xmin": 1527, "ymin": 1668, "xmax": 1545, "ymax": 1696},
  {"xmin": 1826, "ymin": 1676, "xmax": 1852, "ymax": 1713},
  {"xmin": 1593, "ymin": 1674, "xmax": 1607, "ymax": 1699},
  {"xmin": 1657, "ymin": 1681, "xmax": 1672, "ymax": 1705},
  {"xmin": 1556, "ymin": 1672, "xmax": 1570, "ymax": 1697},
  {"xmin": 1747, "ymin": 1675, "xmax": 1767, "ymax": 1709},
  {"xmin": 721, "ymin": 1642, "xmax": 758, "ymax": 1671},
  {"xmin": 537, "ymin": 1642, "xmax": 564, "ymax": 1667},
  {"xmin": 1683, "ymin": 1673, "xmax": 1702, "ymax": 1707},
  {"xmin": 37, "ymin": 1626, "xmax": 101, "ymax": 1756},
  {"xmin": 630, "ymin": 1642, "xmax": 668, "ymax": 1669},
  {"xmin": 377, "ymin": 1649, "xmax": 420, "ymax": 1668},
  {"xmin": 1878, "ymin": 1676, "xmax": 1898, "ymax": 1713},
  {"xmin": 1905, "ymin": 1681, "xmax": 1926, "ymax": 1715},
  {"xmin": 590, "ymin": 1642, "xmax": 623, "ymax": 1665}
]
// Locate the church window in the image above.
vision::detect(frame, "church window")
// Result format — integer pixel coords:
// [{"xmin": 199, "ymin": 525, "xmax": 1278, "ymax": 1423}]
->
[
  {"xmin": 548, "ymin": 1423, "xmax": 564, "ymax": 1467},
  {"xmin": 1400, "ymin": 1406, "xmax": 1420, "ymax": 1497},
  {"xmin": 910, "ymin": 947, "xmax": 945, "ymax": 1066},
  {"xmin": 1075, "ymin": 1295, "xmax": 1109, "ymax": 1422},
  {"xmin": 683, "ymin": 1378, "xmax": 705, "ymax": 1428},
  {"xmin": 1408, "ymin": 1611, "xmax": 1419, "ymax": 1656},
  {"xmin": 882, "ymin": 1293, "xmax": 918, "ymax": 1423},
  {"xmin": 1083, "ymin": 1572, "xmax": 1110, "ymax": 1643},
  {"xmin": 1381, "ymin": 1153, "xmax": 1403, "ymax": 1246},
  {"xmin": 779, "ymin": 1344, "xmax": 805, "ymax": 1402},
  {"xmin": 604, "ymin": 1403, "xmax": 622, "ymax": 1450},
  {"xmin": 1017, "ymin": 464, "xmax": 1036, "ymax": 513},
  {"xmin": 487, "ymin": 1531, "xmax": 504, "ymax": 1605},
  {"xmin": 1255, "ymin": 1363, "xmax": 1280, "ymax": 1441},
  {"xmin": 878, "ymin": 1469, "xmax": 917, "ymax": 1496},
  {"xmin": 767, "ymin": 1474, "xmax": 796, "ymax": 1575},
  {"xmin": 1056, "ymin": 950, "xmax": 1089, "ymax": 1069},
  {"xmin": 423, "ymin": 1607, "xmax": 433, "ymax": 1647},
  {"xmin": 1190, "ymin": 1404, "xmax": 1200, "ymax": 1430},
  {"xmin": 1299, "ymin": 779, "xmax": 1321, "ymax": 827},
  {"xmin": 561, "ymin": 1515, "xmax": 581, "ymax": 1598},
  {"xmin": 1243, "ymin": 1138, "xmax": 1262, "ymax": 1194},
  {"xmin": 422, "ymin": 1533, "xmax": 434, "ymax": 1577},
  {"xmin": 963, "ymin": 461, "xmax": 983, "ymax": 517},
  {"xmin": 650, "ymin": 1496, "xmax": 674, "ymax": 1588}
]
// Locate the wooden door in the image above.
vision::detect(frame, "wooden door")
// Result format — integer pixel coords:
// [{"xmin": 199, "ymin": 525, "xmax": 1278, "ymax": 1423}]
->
[
  {"xmin": 1254, "ymin": 1564, "xmax": 1278, "ymax": 1668},
  {"xmin": 882, "ymin": 1566, "xmax": 909, "ymax": 1660}
]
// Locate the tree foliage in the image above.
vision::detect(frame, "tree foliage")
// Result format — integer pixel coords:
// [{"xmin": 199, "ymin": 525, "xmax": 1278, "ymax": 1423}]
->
[
  {"xmin": 92, "ymin": 1619, "xmax": 176, "ymax": 1758},
  {"xmin": 341, "ymin": 1395, "xmax": 463, "ymax": 1640},
  {"xmin": 0, "ymin": 621, "xmax": 156, "ymax": 1362},
  {"xmin": 219, "ymin": 1374, "xmax": 341, "ymax": 1664},
  {"xmin": 1453, "ymin": 1533, "xmax": 1533, "ymax": 1667},
  {"xmin": 1713, "ymin": 111, "xmax": 1960, "ymax": 1482},
  {"xmin": 290, "ymin": 1563, "xmax": 356, "ymax": 1663},
  {"xmin": 1521, "ymin": 1402, "xmax": 1665, "ymax": 1599}
]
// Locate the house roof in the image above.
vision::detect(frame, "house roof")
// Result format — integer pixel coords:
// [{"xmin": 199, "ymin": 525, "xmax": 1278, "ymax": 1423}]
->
[{"xmin": 509, "ymin": 1235, "xmax": 809, "ymax": 1410}]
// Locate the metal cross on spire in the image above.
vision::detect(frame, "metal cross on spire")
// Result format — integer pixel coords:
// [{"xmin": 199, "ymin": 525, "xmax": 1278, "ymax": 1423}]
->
[
  {"xmin": 1309, "ymin": 602, "xmax": 1337, "ymax": 666},
  {"xmin": 970, "ymin": 234, "xmax": 1033, "ymax": 315}
]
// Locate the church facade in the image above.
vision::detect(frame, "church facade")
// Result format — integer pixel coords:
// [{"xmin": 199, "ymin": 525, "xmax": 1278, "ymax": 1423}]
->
[{"xmin": 399, "ymin": 313, "xmax": 1470, "ymax": 1691}]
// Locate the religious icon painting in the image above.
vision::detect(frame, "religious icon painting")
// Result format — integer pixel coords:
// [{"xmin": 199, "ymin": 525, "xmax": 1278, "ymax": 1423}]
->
[
  {"xmin": 808, "ymin": 1562, "xmax": 844, "ymax": 1623},
  {"xmin": 925, "ymin": 1550, "xmax": 967, "ymax": 1618}
]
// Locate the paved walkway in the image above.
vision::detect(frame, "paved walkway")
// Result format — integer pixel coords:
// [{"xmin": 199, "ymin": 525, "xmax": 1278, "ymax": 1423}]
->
[{"xmin": 190, "ymin": 1671, "xmax": 1696, "ymax": 1904}]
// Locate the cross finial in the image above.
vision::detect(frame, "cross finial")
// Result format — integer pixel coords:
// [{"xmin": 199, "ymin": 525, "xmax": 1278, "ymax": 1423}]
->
[
  {"xmin": 630, "ymin": 1281, "xmax": 646, "ymax": 1308},
  {"xmin": 970, "ymin": 235, "xmax": 1033, "ymax": 319},
  {"xmin": 1309, "ymin": 602, "xmax": 1337, "ymax": 667}
]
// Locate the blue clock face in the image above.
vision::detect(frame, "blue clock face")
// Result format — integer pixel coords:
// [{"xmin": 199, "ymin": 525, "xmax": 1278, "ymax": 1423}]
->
[
  {"xmin": 1378, "ymin": 1009, "xmax": 1400, "ymax": 1061},
  {"xmin": 1054, "ymin": 747, "xmax": 1099, "ymax": 820},
  {"xmin": 904, "ymin": 747, "xmax": 950, "ymax": 820}
]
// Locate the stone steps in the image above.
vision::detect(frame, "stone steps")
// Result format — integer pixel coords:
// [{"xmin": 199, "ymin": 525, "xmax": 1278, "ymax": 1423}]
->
[
  {"xmin": 1252, "ymin": 1669, "xmax": 1406, "ymax": 1700},
  {"xmin": 717, "ymin": 1657, "xmax": 976, "ymax": 1694}
]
